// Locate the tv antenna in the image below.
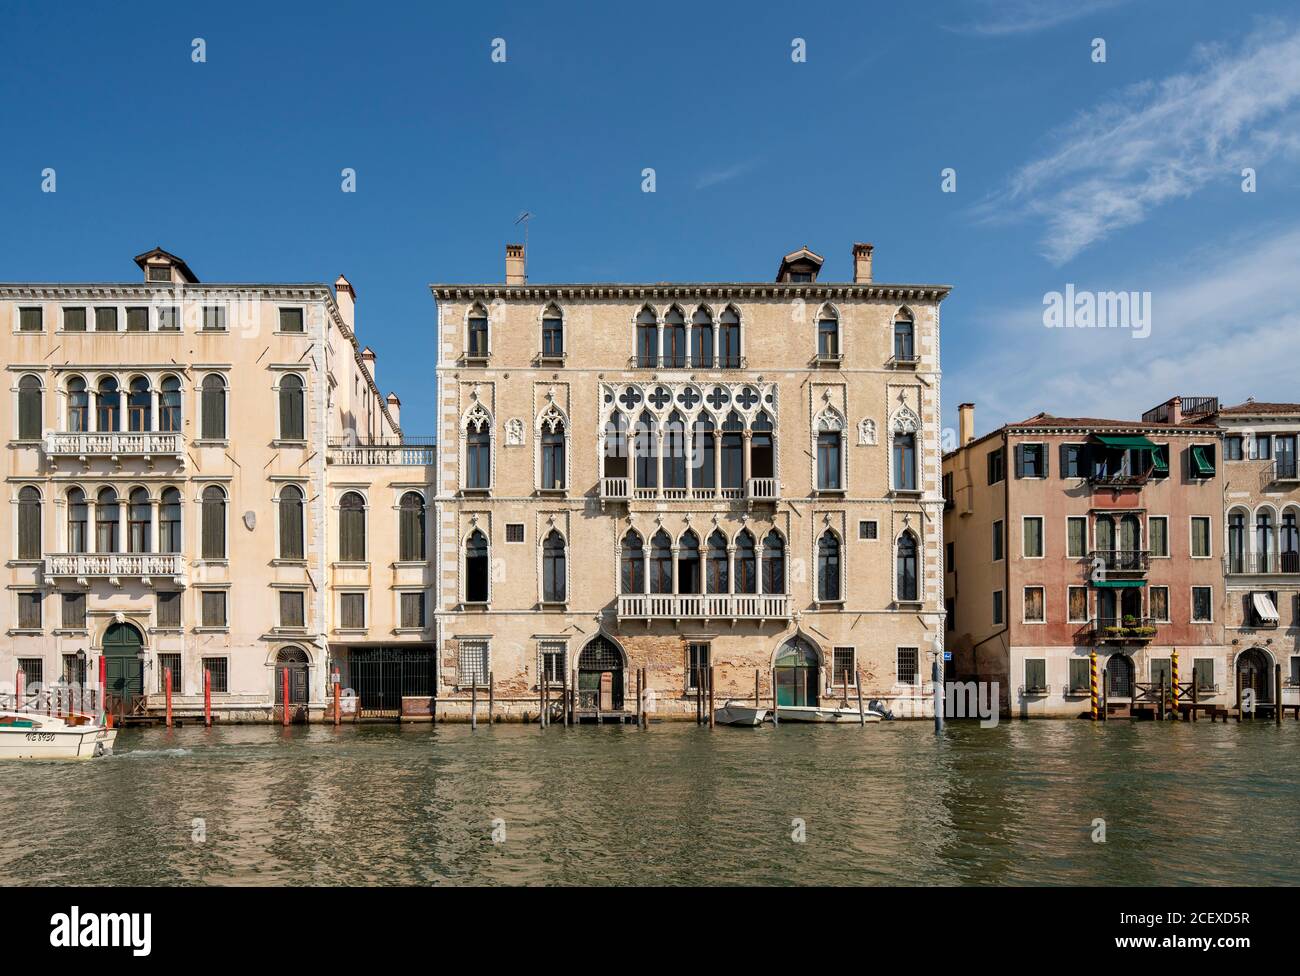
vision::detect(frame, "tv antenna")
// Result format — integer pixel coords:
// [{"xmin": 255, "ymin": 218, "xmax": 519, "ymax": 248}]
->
[{"xmin": 514, "ymin": 211, "xmax": 534, "ymax": 282}]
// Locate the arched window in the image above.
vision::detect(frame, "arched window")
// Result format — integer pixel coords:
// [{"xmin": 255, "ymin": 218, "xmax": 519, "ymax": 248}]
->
[
  {"xmin": 735, "ymin": 529, "xmax": 757, "ymax": 594},
  {"xmin": 201, "ymin": 485, "xmax": 226, "ymax": 559},
  {"xmin": 465, "ymin": 407, "xmax": 491, "ymax": 490},
  {"xmin": 18, "ymin": 375, "xmax": 42, "ymax": 441},
  {"xmin": 721, "ymin": 411, "xmax": 744, "ymax": 491},
  {"xmin": 663, "ymin": 306, "xmax": 686, "ymax": 368},
  {"xmin": 663, "ymin": 410, "xmax": 686, "ymax": 490},
  {"xmin": 636, "ymin": 306, "xmax": 658, "ymax": 367},
  {"xmin": 467, "ymin": 303, "xmax": 489, "ymax": 359},
  {"xmin": 280, "ymin": 485, "xmax": 305, "ymax": 559},
  {"xmin": 650, "ymin": 529, "xmax": 673, "ymax": 594},
  {"xmin": 1283, "ymin": 510, "xmax": 1300, "ymax": 573},
  {"xmin": 751, "ymin": 410, "xmax": 775, "ymax": 480},
  {"xmin": 1227, "ymin": 510, "xmax": 1247, "ymax": 573},
  {"xmin": 897, "ymin": 531, "xmax": 919, "ymax": 601},
  {"xmin": 542, "ymin": 530, "xmax": 566, "ymax": 603},
  {"xmin": 540, "ymin": 413, "xmax": 566, "ymax": 490},
  {"xmin": 678, "ymin": 530, "xmax": 701, "ymax": 594},
  {"xmin": 160, "ymin": 376, "xmax": 182, "ymax": 432},
  {"xmin": 817, "ymin": 307, "xmax": 839, "ymax": 360},
  {"xmin": 1119, "ymin": 513, "xmax": 1141, "ymax": 554},
  {"xmin": 67, "ymin": 377, "xmax": 89, "ymax": 432},
  {"xmin": 635, "ymin": 411, "xmax": 658, "ymax": 490},
  {"xmin": 693, "ymin": 414, "xmax": 716, "ymax": 492},
  {"xmin": 707, "ymin": 530, "xmax": 729, "ymax": 594},
  {"xmin": 816, "ymin": 411, "xmax": 843, "ymax": 491},
  {"xmin": 465, "ymin": 529, "xmax": 489, "ymax": 603},
  {"xmin": 762, "ymin": 530, "xmax": 785, "ymax": 594},
  {"xmin": 97, "ymin": 377, "xmax": 120, "ymax": 432},
  {"xmin": 67, "ymin": 488, "xmax": 88, "ymax": 553},
  {"xmin": 542, "ymin": 304, "xmax": 564, "ymax": 358},
  {"xmin": 604, "ymin": 411, "xmax": 628, "ymax": 479},
  {"xmin": 127, "ymin": 488, "xmax": 151, "ymax": 553},
  {"xmin": 398, "ymin": 491, "xmax": 424, "ymax": 561},
  {"xmin": 621, "ymin": 530, "xmax": 645, "ymax": 594},
  {"xmin": 893, "ymin": 431, "xmax": 917, "ymax": 491},
  {"xmin": 719, "ymin": 306, "xmax": 741, "ymax": 368},
  {"xmin": 817, "ymin": 530, "xmax": 841, "ymax": 602},
  {"xmin": 1096, "ymin": 515, "xmax": 1115, "ymax": 551},
  {"xmin": 17, "ymin": 486, "xmax": 40, "ymax": 559},
  {"xmin": 200, "ymin": 374, "xmax": 226, "ymax": 440},
  {"xmin": 128, "ymin": 377, "xmax": 151, "ymax": 432},
  {"xmin": 893, "ymin": 309, "xmax": 915, "ymax": 362},
  {"xmin": 338, "ymin": 491, "xmax": 366, "ymax": 562},
  {"xmin": 96, "ymin": 487, "xmax": 120, "ymax": 552},
  {"xmin": 279, "ymin": 374, "xmax": 305, "ymax": 441},
  {"xmin": 1257, "ymin": 510, "xmax": 1275, "ymax": 570},
  {"xmin": 691, "ymin": 307, "xmax": 714, "ymax": 368},
  {"xmin": 160, "ymin": 487, "xmax": 182, "ymax": 553}
]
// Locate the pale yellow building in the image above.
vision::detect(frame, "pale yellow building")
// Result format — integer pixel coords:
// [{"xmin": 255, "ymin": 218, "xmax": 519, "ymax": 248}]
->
[{"xmin": 431, "ymin": 242, "xmax": 950, "ymax": 720}]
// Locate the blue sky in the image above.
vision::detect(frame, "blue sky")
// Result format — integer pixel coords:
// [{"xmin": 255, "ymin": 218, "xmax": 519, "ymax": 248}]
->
[{"xmin": 3, "ymin": 0, "xmax": 1298, "ymax": 439}]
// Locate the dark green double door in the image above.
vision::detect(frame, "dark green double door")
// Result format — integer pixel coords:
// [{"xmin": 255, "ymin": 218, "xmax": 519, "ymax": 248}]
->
[{"xmin": 103, "ymin": 623, "xmax": 144, "ymax": 704}]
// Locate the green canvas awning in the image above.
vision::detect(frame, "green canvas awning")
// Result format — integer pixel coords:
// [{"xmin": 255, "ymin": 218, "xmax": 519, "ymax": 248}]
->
[
  {"xmin": 1094, "ymin": 434, "xmax": 1158, "ymax": 450},
  {"xmin": 1091, "ymin": 579, "xmax": 1147, "ymax": 588},
  {"xmin": 1191, "ymin": 446, "xmax": 1215, "ymax": 477},
  {"xmin": 1151, "ymin": 448, "xmax": 1169, "ymax": 472}
]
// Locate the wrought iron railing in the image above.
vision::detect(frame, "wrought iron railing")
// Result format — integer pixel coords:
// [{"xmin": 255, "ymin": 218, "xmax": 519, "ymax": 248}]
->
[
  {"xmin": 1091, "ymin": 617, "xmax": 1157, "ymax": 642},
  {"xmin": 1224, "ymin": 552, "xmax": 1300, "ymax": 575},
  {"xmin": 1089, "ymin": 549, "xmax": 1151, "ymax": 572}
]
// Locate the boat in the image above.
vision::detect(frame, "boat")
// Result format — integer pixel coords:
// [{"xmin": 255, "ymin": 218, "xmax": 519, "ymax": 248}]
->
[
  {"xmin": 714, "ymin": 702, "xmax": 769, "ymax": 726},
  {"xmin": 776, "ymin": 705, "xmax": 882, "ymax": 724},
  {"xmin": 0, "ymin": 711, "xmax": 117, "ymax": 760}
]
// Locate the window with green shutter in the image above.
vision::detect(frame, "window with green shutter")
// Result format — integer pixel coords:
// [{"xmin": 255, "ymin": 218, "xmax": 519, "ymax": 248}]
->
[
  {"xmin": 200, "ymin": 374, "xmax": 226, "ymax": 440},
  {"xmin": 1149, "ymin": 517, "xmax": 1168, "ymax": 557},
  {"xmin": 1150, "ymin": 658, "xmax": 1172, "ymax": 689},
  {"xmin": 1191, "ymin": 517, "xmax": 1211, "ymax": 557},
  {"xmin": 157, "ymin": 591, "xmax": 182, "ymax": 629},
  {"xmin": 1068, "ymin": 658, "xmax": 1090, "ymax": 694},
  {"xmin": 17, "ymin": 486, "xmax": 41, "ymax": 559},
  {"xmin": 63, "ymin": 307, "xmax": 86, "ymax": 332},
  {"xmin": 1023, "ymin": 517, "xmax": 1044, "ymax": 558},
  {"xmin": 278, "ymin": 485, "xmax": 305, "ymax": 559},
  {"xmin": 1194, "ymin": 658, "xmax": 1216, "ymax": 692},
  {"xmin": 1024, "ymin": 658, "xmax": 1046, "ymax": 692},
  {"xmin": 280, "ymin": 590, "xmax": 305, "ymax": 628},
  {"xmin": 201, "ymin": 486, "xmax": 226, "ymax": 559},
  {"xmin": 17, "ymin": 375, "xmax": 42, "ymax": 441},
  {"xmin": 201, "ymin": 590, "xmax": 227, "ymax": 628},
  {"xmin": 278, "ymin": 374, "xmax": 305, "ymax": 440},
  {"xmin": 18, "ymin": 591, "xmax": 42, "ymax": 630},
  {"xmin": 94, "ymin": 307, "xmax": 118, "ymax": 331},
  {"xmin": 19, "ymin": 307, "xmax": 42, "ymax": 332},
  {"xmin": 279, "ymin": 308, "xmax": 304, "ymax": 332},
  {"xmin": 126, "ymin": 307, "xmax": 149, "ymax": 332},
  {"xmin": 61, "ymin": 592, "xmax": 86, "ymax": 630},
  {"xmin": 400, "ymin": 592, "xmax": 425, "ymax": 628},
  {"xmin": 1067, "ymin": 517, "xmax": 1087, "ymax": 558},
  {"xmin": 340, "ymin": 592, "xmax": 365, "ymax": 629}
]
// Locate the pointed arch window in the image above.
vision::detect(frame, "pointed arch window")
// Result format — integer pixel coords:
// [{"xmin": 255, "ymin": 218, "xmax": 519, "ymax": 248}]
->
[
  {"xmin": 663, "ymin": 410, "xmax": 686, "ymax": 490},
  {"xmin": 817, "ymin": 530, "xmax": 841, "ymax": 602},
  {"xmin": 128, "ymin": 377, "xmax": 151, "ymax": 432},
  {"xmin": 721, "ymin": 411, "xmax": 744, "ymax": 491},
  {"xmin": 541, "ymin": 304, "xmax": 564, "ymax": 359},
  {"xmin": 621, "ymin": 530, "xmax": 645, "ymax": 594},
  {"xmin": 67, "ymin": 377, "xmax": 89, "ymax": 432},
  {"xmin": 467, "ymin": 304, "xmax": 490, "ymax": 360},
  {"xmin": 1227, "ymin": 510, "xmax": 1246, "ymax": 573},
  {"xmin": 201, "ymin": 485, "xmax": 226, "ymax": 559},
  {"xmin": 719, "ymin": 306, "xmax": 741, "ymax": 368},
  {"xmin": 338, "ymin": 491, "xmax": 366, "ymax": 562},
  {"xmin": 735, "ymin": 529, "xmax": 757, "ymax": 594},
  {"xmin": 160, "ymin": 487, "xmax": 182, "ymax": 553},
  {"xmin": 636, "ymin": 306, "xmax": 658, "ymax": 367},
  {"xmin": 18, "ymin": 375, "xmax": 42, "ymax": 440},
  {"xmin": 67, "ymin": 488, "xmax": 88, "ymax": 553},
  {"xmin": 465, "ymin": 406, "xmax": 492, "ymax": 490},
  {"xmin": 279, "ymin": 374, "xmax": 305, "ymax": 440},
  {"xmin": 540, "ymin": 410, "xmax": 566, "ymax": 491},
  {"xmin": 897, "ymin": 531, "xmax": 919, "ymax": 602},
  {"xmin": 817, "ymin": 307, "xmax": 840, "ymax": 360},
  {"xmin": 465, "ymin": 529, "xmax": 489, "ymax": 603},
  {"xmin": 200, "ymin": 374, "xmax": 226, "ymax": 440},
  {"xmin": 751, "ymin": 410, "xmax": 775, "ymax": 480},
  {"xmin": 678, "ymin": 531, "xmax": 701, "ymax": 594},
  {"xmin": 816, "ymin": 411, "xmax": 844, "ymax": 491},
  {"xmin": 650, "ymin": 529, "xmax": 673, "ymax": 594},
  {"xmin": 893, "ymin": 431, "xmax": 917, "ymax": 491},
  {"xmin": 97, "ymin": 377, "xmax": 121, "ymax": 432},
  {"xmin": 398, "ymin": 491, "xmax": 425, "ymax": 561},
  {"xmin": 542, "ymin": 530, "xmax": 567, "ymax": 603},
  {"xmin": 691, "ymin": 307, "xmax": 714, "ymax": 368},
  {"xmin": 604, "ymin": 411, "xmax": 628, "ymax": 479},
  {"xmin": 160, "ymin": 376, "xmax": 182, "ymax": 432},
  {"xmin": 893, "ymin": 309, "xmax": 916, "ymax": 362},
  {"xmin": 17, "ymin": 486, "xmax": 41, "ymax": 559},
  {"xmin": 707, "ymin": 530, "xmax": 729, "ymax": 594},
  {"xmin": 280, "ymin": 485, "xmax": 306, "ymax": 559},
  {"xmin": 663, "ymin": 306, "xmax": 686, "ymax": 368},
  {"xmin": 635, "ymin": 411, "xmax": 658, "ymax": 490},
  {"xmin": 693, "ymin": 414, "xmax": 716, "ymax": 492},
  {"xmin": 762, "ymin": 530, "xmax": 785, "ymax": 594}
]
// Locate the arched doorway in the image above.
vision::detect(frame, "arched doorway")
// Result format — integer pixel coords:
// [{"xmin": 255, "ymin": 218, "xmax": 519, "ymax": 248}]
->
[
  {"xmin": 577, "ymin": 636, "xmax": 624, "ymax": 711},
  {"xmin": 1237, "ymin": 647, "xmax": 1273, "ymax": 705},
  {"xmin": 103, "ymin": 622, "xmax": 144, "ymax": 710},
  {"xmin": 1107, "ymin": 653, "xmax": 1134, "ymax": 699},
  {"xmin": 276, "ymin": 646, "xmax": 310, "ymax": 704},
  {"xmin": 775, "ymin": 637, "xmax": 821, "ymax": 707}
]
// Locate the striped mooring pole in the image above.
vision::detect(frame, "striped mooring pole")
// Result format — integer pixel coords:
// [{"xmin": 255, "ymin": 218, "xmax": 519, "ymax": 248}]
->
[
  {"xmin": 1171, "ymin": 648, "xmax": 1181, "ymax": 715},
  {"xmin": 1090, "ymin": 649, "xmax": 1099, "ymax": 721}
]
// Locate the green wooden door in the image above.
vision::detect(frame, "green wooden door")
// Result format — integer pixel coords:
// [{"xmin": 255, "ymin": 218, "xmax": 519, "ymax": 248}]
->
[
  {"xmin": 774, "ymin": 638, "xmax": 820, "ymax": 707},
  {"xmin": 103, "ymin": 622, "xmax": 144, "ymax": 700}
]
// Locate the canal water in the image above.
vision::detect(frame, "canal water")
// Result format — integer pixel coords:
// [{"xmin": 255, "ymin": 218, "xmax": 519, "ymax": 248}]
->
[{"xmin": 3, "ymin": 720, "xmax": 1297, "ymax": 885}]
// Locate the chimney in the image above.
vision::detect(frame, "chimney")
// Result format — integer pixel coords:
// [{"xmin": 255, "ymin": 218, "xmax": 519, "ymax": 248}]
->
[
  {"xmin": 360, "ymin": 346, "xmax": 376, "ymax": 385},
  {"xmin": 386, "ymin": 392, "xmax": 401, "ymax": 427},
  {"xmin": 505, "ymin": 243, "xmax": 526, "ymax": 285},
  {"xmin": 334, "ymin": 274, "xmax": 356, "ymax": 329},
  {"xmin": 852, "ymin": 242, "xmax": 874, "ymax": 284},
  {"xmin": 958, "ymin": 402, "xmax": 975, "ymax": 447}
]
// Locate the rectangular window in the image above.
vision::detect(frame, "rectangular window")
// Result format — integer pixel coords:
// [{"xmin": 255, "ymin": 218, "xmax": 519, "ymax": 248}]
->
[
  {"xmin": 1067, "ymin": 517, "xmax": 1087, "ymax": 558},
  {"xmin": 1225, "ymin": 435, "xmax": 1243, "ymax": 461},
  {"xmin": 992, "ymin": 520, "xmax": 1004, "ymax": 561},
  {"xmin": 896, "ymin": 646, "xmax": 919, "ymax": 686},
  {"xmin": 201, "ymin": 590, "xmax": 227, "ymax": 628},
  {"xmin": 1194, "ymin": 658, "xmax": 1216, "ymax": 692},
  {"xmin": 458, "ymin": 640, "xmax": 489, "ymax": 687},
  {"xmin": 400, "ymin": 592, "xmax": 426, "ymax": 629},
  {"xmin": 1149, "ymin": 517, "xmax": 1169, "ymax": 557},
  {"xmin": 1068, "ymin": 658, "xmax": 1090, "ymax": 695},
  {"xmin": 945, "ymin": 541, "xmax": 954, "ymax": 573},
  {"xmin": 1149, "ymin": 586, "xmax": 1170, "ymax": 622},
  {"xmin": 1191, "ymin": 586, "xmax": 1213, "ymax": 622},
  {"xmin": 157, "ymin": 653, "xmax": 182, "ymax": 693},
  {"xmin": 987, "ymin": 448, "xmax": 1005, "ymax": 484},
  {"xmin": 63, "ymin": 307, "xmax": 87, "ymax": 332},
  {"xmin": 18, "ymin": 307, "xmax": 42, "ymax": 332},
  {"xmin": 1023, "ymin": 516, "xmax": 1044, "ymax": 558},
  {"xmin": 1017, "ymin": 443, "xmax": 1047, "ymax": 478},
  {"xmin": 542, "ymin": 316, "xmax": 563, "ymax": 357},
  {"xmin": 1061, "ymin": 443, "xmax": 1087, "ymax": 478},
  {"xmin": 1023, "ymin": 586, "xmax": 1045, "ymax": 622},
  {"xmin": 17, "ymin": 657, "xmax": 44, "ymax": 687},
  {"xmin": 280, "ymin": 590, "xmax": 305, "ymax": 628},
  {"xmin": 1190, "ymin": 443, "xmax": 1216, "ymax": 478},
  {"xmin": 147, "ymin": 265, "xmax": 172, "ymax": 282},
  {"xmin": 817, "ymin": 432, "xmax": 842, "ymax": 490},
  {"xmin": 993, "ymin": 590, "xmax": 1004, "ymax": 626},
  {"xmin": 892, "ymin": 433, "xmax": 917, "ymax": 491},
  {"xmin": 945, "ymin": 597, "xmax": 955, "ymax": 631},
  {"xmin": 859, "ymin": 520, "xmax": 877, "ymax": 540},
  {"xmin": 62, "ymin": 653, "xmax": 87, "ymax": 687},
  {"xmin": 202, "ymin": 657, "xmax": 229, "ymax": 694},
  {"xmin": 61, "ymin": 592, "xmax": 86, "ymax": 630},
  {"xmin": 1150, "ymin": 658, "xmax": 1172, "ymax": 689},
  {"xmin": 1024, "ymin": 658, "xmax": 1046, "ymax": 692},
  {"xmin": 279, "ymin": 308, "xmax": 304, "ymax": 333},
  {"xmin": 202, "ymin": 306, "xmax": 227, "ymax": 331},
  {"xmin": 157, "ymin": 306, "xmax": 180, "ymax": 330},
  {"xmin": 687, "ymin": 642, "xmax": 711, "ymax": 691},
  {"xmin": 157, "ymin": 591, "xmax": 182, "ymax": 629},
  {"xmin": 94, "ymin": 307, "xmax": 118, "ymax": 332},
  {"xmin": 505, "ymin": 523, "xmax": 525, "ymax": 543},
  {"xmin": 539, "ymin": 641, "xmax": 566, "ymax": 684},
  {"xmin": 1250, "ymin": 434, "xmax": 1272, "ymax": 460},
  {"xmin": 17, "ymin": 591, "xmax": 41, "ymax": 630},
  {"xmin": 1191, "ymin": 517, "xmax": 1211, "ymax": 558},
  {"xmin": 1068, "ymin": 586, "xmax": 1088, "ymax": 623},
  {"xmin": 1149, "ymin": 444, "xmax": 1170, "ymax": 479},
  {"xmin": 340, "ymin": 593, "xmax": 366, "ymax": 629},
  {"xmin": 833, "ymin": 647, "xmax": 856, "ymax": 686},
  {"xmin": 126, "ymin": 306, "xmax": 149, "ymax": 332}
]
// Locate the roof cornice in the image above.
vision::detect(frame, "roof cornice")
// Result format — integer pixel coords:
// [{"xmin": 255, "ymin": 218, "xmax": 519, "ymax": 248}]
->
[
  {"xmin": 429, "ymin": 282, "xmax": 952, "ymax": 302},
  {"xmin": 0, "ymin": 283, "xmax": 333, "ymax": 299}
]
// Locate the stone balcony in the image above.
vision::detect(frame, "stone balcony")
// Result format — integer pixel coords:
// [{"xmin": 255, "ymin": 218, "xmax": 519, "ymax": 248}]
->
[
  {"xmin": 44, "ymin": 552, "xmax": 186, "ymax": 586},
  {"xmin": 44, "ymin": 431, "xmax": 185, "ymax": 468},
  {"xmin": 617, "ymin": 592, "xmax": 790, "ymax": 622},
  {"xmin": 327, "ymin": 437, "xmax": 436, "ymax": 466}
]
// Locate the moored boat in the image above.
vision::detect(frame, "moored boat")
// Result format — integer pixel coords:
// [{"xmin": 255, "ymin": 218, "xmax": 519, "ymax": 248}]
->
[
  {"xmin": 0, "ymin": 711, "xmax": 117, "ymax": 760},
  {"xmin": 776, "ymin": 705, "xmax": 882, "ymax": 724},
  {"xmin": 714, "ymin": 702, "xmax": 769, "ymax": 726}
]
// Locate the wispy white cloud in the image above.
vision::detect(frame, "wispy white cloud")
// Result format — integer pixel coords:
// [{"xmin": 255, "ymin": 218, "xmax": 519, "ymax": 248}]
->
[
  {"xmin": 950, "ymin": 0, "xmax": 1130, "ymax": 36},
  {"xmin": 975, "ymin": 23, "xmax": 1300, "ymax": 264},
  {"xmin": 694, "ymin": 160, "xmax": 758, "ymax": 191},
  {"xmin": 951, "ymin": 223, "xmax": 1300, "ymax": 433}
]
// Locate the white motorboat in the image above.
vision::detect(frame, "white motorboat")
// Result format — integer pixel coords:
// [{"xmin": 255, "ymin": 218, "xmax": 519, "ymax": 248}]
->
[
  {"xmin": 776, "ymin": 705, "xmax": 882, "ymax": 724},
  {"xmin": 0, "ymin": 711, "xmax": 117, "ymax": 760},
  {"xmin": 714, "ymin": 702, "xmax": 769, "ymax": 726}
]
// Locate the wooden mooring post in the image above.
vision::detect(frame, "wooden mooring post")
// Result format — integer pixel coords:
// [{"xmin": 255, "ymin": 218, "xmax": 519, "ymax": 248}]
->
[
  {"xmin": 856, "ymin": 670, "xmax": 865, "ymax": 726},
  {"xmin": 164, "ymin": 667, "xmax": 173, "ymax": 729},
  {"xmin": 203, "ymin": 667, "xmax": 212, "ymax": 728},
  {"xmin": 488, "ymin": 671, "xmax": 495, "ymax": 723},
  {"xmin": 282, "ymin": 667, "xmax": 291, "ymax": 727},
  {"xmin": 1100, "ymin": 668, "xmax": 1107, "ymax": 722},
  {"xmin": 1236, "ymin": 669, "xmax": 1243, "ymax": 722},
  {"xmin": 770, "ymin": 668, "xmax": 779, "ymax": 727},
  {"xmin": 1277, "ymin": 664, "xmax": 1284, "ymax": 726},
  {"xmin": 754, "ymin": 669, "xmax": 760, "ymax": 707},
  {"xmin": 1192, "ymin": 680, "xmax": 1199, "ymax": 722},
  {"xmin": 1089, "ymin": 650, "xmax": 1099, "ymax": 721},
  {"xmin": 708, "ymin": 666, "xmax": 716, "ymax": 729},
  {"xmin": 634, "ymin": 668, "xmax": 642, "ymax": 729},
  {"xmin": 471, "ymin": 680, "xmax": 477, "ymax": 730},
  {"xmin": 333, "ymin": 677, "xmax": 341, "ymax": 727},
  {"xmin": 562, "ymin": 668, "xmax": 569, "ymax": 727}
]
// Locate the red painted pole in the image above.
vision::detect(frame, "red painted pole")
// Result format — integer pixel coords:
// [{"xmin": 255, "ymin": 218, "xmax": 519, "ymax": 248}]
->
[
  {"xmin": 164, "ymin": 667, "xmax": 173, "ymax": 729},
  {"xmin": 204, "ymin": 668, "xmax": 212, "ymax": 728},
  {"xmin": 98, "ymin": 655, "xmax": 107, "ymax": 724},
  {"xmin": 15, "ymin": 668, "xmax": 24, "ymax": 712},
  {"xmin": 281, "ymin": 667, "xmax": 290, "ymax": 727},
  {"xmin": 333, "ymin": 677, "xmax": 341, "ymax": 727}
]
